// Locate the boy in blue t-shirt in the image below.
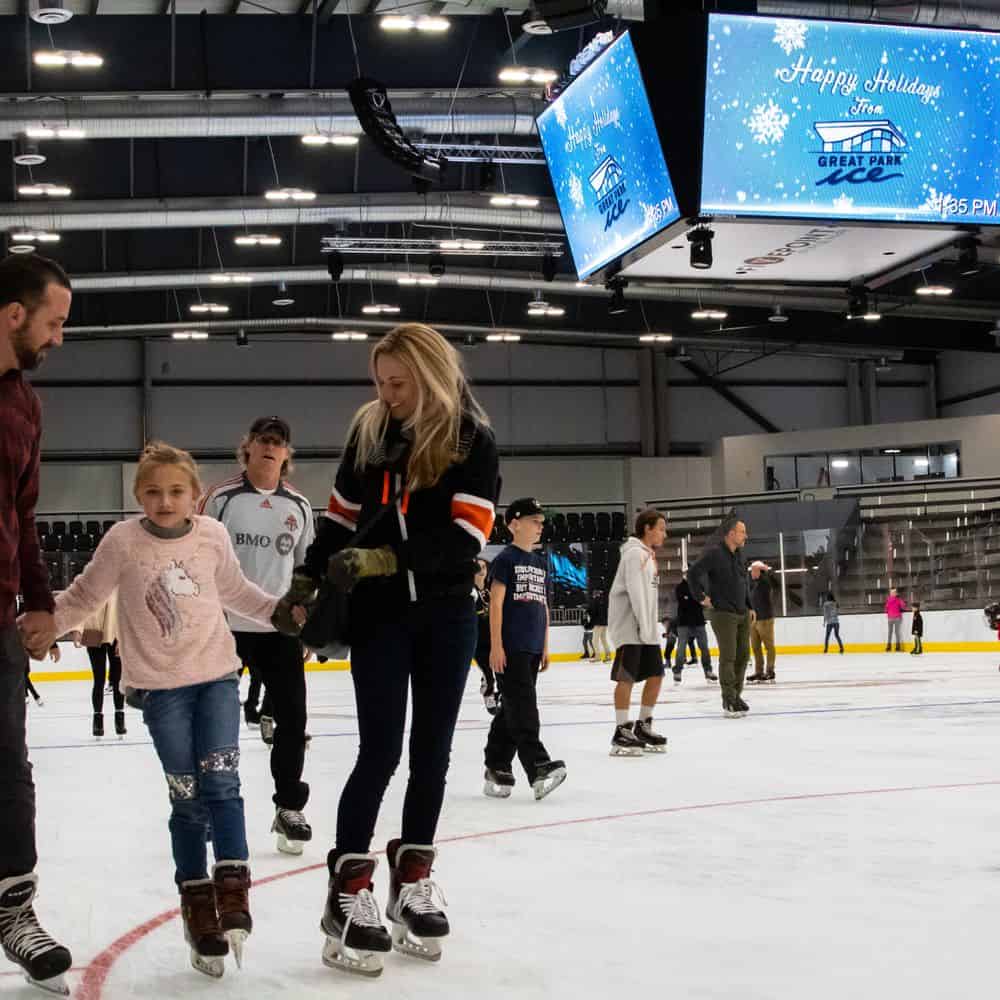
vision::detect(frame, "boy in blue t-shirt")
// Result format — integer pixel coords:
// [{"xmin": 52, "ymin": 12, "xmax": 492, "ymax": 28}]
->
[{"xmin": 483, "ymin": 498, "xmax": 567, "ymax": 801}]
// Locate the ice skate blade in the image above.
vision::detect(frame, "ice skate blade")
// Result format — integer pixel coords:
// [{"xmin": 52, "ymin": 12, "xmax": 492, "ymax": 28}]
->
[
  {"xmin": 391, "ymin": 922, "xmax": 442, "ymax": 962},
  {"xmin": 275, "ymin": 832, "xmax": 305, "ymax": 855},
  {"xmin": 532, "ymin": 766, "xmax": 567, "ymax": 801},
  {"xmin": 22, "ymin": 972, "xmax": 69, "ymax": 997},
  {"xmin": 609, "ymin": 745, "xmax": 643, "ymax": 757},
  {"xmin": 226, "ymin": 930, "xmax": 248, "ymax": 969},
  {"xmin": 322, "ymin": 937, "xmax": 384, "ymax": 977},
  {"xmin": 483, "ymin": 781, "xmax": 512, "ymax": 798},
  {"xmin": 191, "ymin": 949, "xmax": 225, "ymax": 979},
  {"xmin": 641, "ymin": 744, "xmax": 667, "ymax": 754}
]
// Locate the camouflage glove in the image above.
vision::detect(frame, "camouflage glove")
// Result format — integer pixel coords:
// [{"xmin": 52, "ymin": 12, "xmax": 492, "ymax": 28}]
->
[
  {"xmin": 271, "ymin": 571, "xmax": 318, "ymax": 635},
  {"xmin": 327, "ymin": 546, "xmax": 398, "ymax": 593}
]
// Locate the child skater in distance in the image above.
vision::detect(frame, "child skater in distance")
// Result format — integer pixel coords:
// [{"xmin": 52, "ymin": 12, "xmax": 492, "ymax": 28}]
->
[{"xmin": 20, "ymin": 442, "xmax": 305, "ymax": 980}]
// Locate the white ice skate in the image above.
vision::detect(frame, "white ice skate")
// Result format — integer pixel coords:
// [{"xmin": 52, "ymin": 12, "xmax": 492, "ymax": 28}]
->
[
  {"xmin": 483, "ymin": 767, "xmax": 515, "ymax": 798},
  {"xmin": 531, "ymin": 760, "xmax": 567, "ymax": 800}
]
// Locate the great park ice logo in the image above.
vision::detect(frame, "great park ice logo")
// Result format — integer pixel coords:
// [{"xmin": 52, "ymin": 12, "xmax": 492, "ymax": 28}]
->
[
  {"xmin": 813, "ymin": 119, "xmax": 907, "ymax": 188},
  {"xmin": 588, "ymin": 155, "xmax": 630, "ymax": 232}
]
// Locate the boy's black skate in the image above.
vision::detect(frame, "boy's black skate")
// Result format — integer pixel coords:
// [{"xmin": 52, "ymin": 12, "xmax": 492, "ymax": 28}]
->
[
  {"xmin": 92, "ymin": 712, "xmax": 103, "ymax": 739},
  {"xmin": 114, "ymin": 709, "xmax": 127, "ymax": 737},
  {"xmin": 213, "ymin": 861, "xmax": 252, "ymax": 968},
  {"xmin": 610, "ymin": 722, "xmax": 644, "ymax": 757},
  {"xmin": 531, "ymin": 759, "xmax": 567, "ymax": 800},
  {"xmin": 386, "ymin": 841, "xmax": 448, "ymax": 962},
  {"xmin": 483, "ymin": 767, "xmax": 515, "ymax": 798},
  {"xmin": 321, "ymin": 854, "xmax": 391, "ymax": 977},
  {"xmin": 179, "ymin": 877, "xmax": 229, "ymax": 979},
  {"xmin": 0, "ymin": 875, "xmax": 71, "ymax": 996},
  {"xmin": 272, "ymin": 807, "xmax": 313, "ymax": 856},
  {"xmin": 632, "ymin": 719, "xmax": 667, "ymax": 754}
]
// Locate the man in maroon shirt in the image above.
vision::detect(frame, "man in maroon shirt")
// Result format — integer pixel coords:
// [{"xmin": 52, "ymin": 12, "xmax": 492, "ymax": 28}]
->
[{"xmin": 0, "ymin": 254, "xmax": 73, "ymax": 994}]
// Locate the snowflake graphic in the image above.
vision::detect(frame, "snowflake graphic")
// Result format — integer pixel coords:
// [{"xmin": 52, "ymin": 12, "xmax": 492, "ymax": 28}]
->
[
  {"xmin": 553, "ymin": 100, "xmax": 568, "ymax": 129},
  {"xmin": 922, "ymin": 187, "xmax": 953, "ymax": 218},
  {"xmin": 746, "ymin": 100, "xmax": 790, "ymax": 145},
  {"xmin": 832, "ymin": 193, "xmax": 854, "ymax": 211},
  {"xmin": 568, "ymin": 172, "xmax": 585, "ymax": 211},
  {"xmin": 773, "ymin": 20, "xmax": 807, "ymax": 57}
]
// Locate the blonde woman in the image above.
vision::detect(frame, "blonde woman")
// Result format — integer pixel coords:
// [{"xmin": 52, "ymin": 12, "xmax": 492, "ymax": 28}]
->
[
  {"xmin": 72, "ymin": 593, "xmax": 125, "ymax": 738},
  {"xmin": 295, "ymin": 324, "xmax": 499, "ymax": 975}
]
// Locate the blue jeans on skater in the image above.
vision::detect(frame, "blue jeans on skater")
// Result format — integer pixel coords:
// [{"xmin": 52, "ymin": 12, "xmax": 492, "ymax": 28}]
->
[
  {"xmin": 824, "ymin": 623, "xmax": 843, "ymax": 652},
  {"xmin": 142, "ymin": 674, "xmax": 248, "ymax": 884}
]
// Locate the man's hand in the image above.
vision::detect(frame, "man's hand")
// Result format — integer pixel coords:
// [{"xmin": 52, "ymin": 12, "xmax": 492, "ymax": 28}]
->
[
  {"xmin": 327, "ymin": 546, "xmax": 398, "ymax": 593},
  {"xmin": 70, "ymin": 631, "xmax": 83, "ymax": 648},
  {"xmin": 701, "ymin": 596, "xmax": 713, "ymax": 609},
  {"xmin": 47, "ymin": 644, "xmax": 60, "ymax": 664},
  {"xmin": 749, "ymin": 609, "xmax": 757, "ymax": 625},
  {"xmin": 17, "ymin": 611, "xmax": 58, "ymax": 661},
  {"xmin": 540, "ymin": 651, "xmax": 549, "ymax": 673},
  {"xmin": 490, "ymin": 646, "xmax": 507, "ymax": 675}
]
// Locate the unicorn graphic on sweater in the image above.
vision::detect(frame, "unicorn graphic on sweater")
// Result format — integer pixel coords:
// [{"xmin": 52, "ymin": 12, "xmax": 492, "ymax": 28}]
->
[{"xmin": 145, "ymin": 560, "xmax": 201, "ymax": 640}]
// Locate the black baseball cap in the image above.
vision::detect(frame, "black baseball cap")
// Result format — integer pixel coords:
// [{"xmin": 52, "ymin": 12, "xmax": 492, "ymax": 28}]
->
[
  {"xmin": 505, "ymin": 497, "xmax": 545, "ymax": 524},
  {"xmin": 249, "ymin": 415, "xmax": 291, "ymax": 442}
]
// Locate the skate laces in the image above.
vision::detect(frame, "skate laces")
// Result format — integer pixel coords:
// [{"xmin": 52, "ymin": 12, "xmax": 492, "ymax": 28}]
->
[
  {"xmin": 278, "ymin": 808, "xmax": 307, "ymax": 828},
  {"xmin": 1, "ymin": 905, "xmax": 57, "ymax": 960},
  {"xmin": 340, "ymin": 888, "xmax": 383, "ymax": 936},
  {"xmin": 398, "ymin": 877, "xmax": 447, "ymax": 916}
]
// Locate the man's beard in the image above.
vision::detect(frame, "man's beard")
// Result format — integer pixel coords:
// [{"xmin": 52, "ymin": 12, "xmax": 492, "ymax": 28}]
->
[{"xmin": 11, "ymin": 321, "xmax": 48, "ymax": 371}]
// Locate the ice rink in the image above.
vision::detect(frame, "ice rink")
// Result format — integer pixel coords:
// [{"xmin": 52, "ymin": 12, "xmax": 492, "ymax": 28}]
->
[{"xmin": 9, "ymin": 649, "xmax": 1000, "ymax": 1000}]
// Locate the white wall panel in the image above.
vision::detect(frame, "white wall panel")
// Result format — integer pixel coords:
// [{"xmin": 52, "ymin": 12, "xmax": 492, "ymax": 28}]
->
[{"xmin": 35, "ymin": 387, "xmax": 144, "ymax": 453}]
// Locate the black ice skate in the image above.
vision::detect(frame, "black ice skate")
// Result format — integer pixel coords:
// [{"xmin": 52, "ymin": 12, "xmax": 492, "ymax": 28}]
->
[
  {"xmin": 746, "ymin": 673, "xmax": 766, "ymax": 684},
  {"xmin": 92, "ymin": 712, "xmax": 103, "ymax": 739},
  {"xmin": 633, "ymin": 719, "xmax": 667, "ymax": 754},
  {"xmin": 272, "ymin": 807, "xmax": 312, "ymax": 856},
  {"xmin": 483, "ymin": 767, "xmax": 515, "ymax": 798},
  {"xmin": 114, "ymin": 709, "xmax": 127, "ymax": 737},
  {"xmin": 723, "ymin": 698, "xmax": 746, "ymax": 719},
  {"xmin": 213, "ymin": 861, "xmax": 252, "ymax": 968},
  {"xmin": 260, "ymin": 715, "xmax": 275, "ymax": 745},
  {"xmin": 531, "ymin": 759, "xmax": 567, "ymax": 800},
  {"xmin": 321, "ymin": 854, "xmax": 391, "ymax": 977},
  {"xmin": 244, "ymin": 705, "xmax": 261, "ymax": 729},
  {"xmin": 735, "ymin": 696, "xmax": 750, "ymax": 716},
  {"xmin": 672, "ymin": 669, "xmax": 683, "ymax": 685},
  {"xmin": 704, "ymin": 668, "xmax": 718, "ymax": 682},
  {"xmin": 0, "ymin": 875, "xmax": 71, "ymax": 996},
  {"xmin": 179, "ymin": 877, "xmax": 228, "ymax": 979},
  {"xmin": 610, "ymin": 722, "xmax": 644, "ymax": 757},
  {"xmin": 763, "ymin": 671, "xmax": 776, "ymax": 683},
  {"xmin": 386, "ymin": 841, "xmax": 448, "ymax": 962},
  {"xmin": 479, "ymin": 674, "xmax": 498, "ymax": 716}
]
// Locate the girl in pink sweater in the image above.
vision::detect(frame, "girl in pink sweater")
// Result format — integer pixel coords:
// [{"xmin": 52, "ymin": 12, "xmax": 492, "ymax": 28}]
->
[{"xmin": 20, "ymin": 442, "xmax": 302, "ymax": 980}]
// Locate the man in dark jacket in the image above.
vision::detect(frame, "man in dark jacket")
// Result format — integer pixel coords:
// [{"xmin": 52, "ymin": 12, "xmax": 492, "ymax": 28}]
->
[
  {"xmin": 673, "ymin": 573, "xmax": 717, "ymax": 684},
  {"xmin": 747, "ymin": 561, "xmax": 778, "ymax": 683},
  {"xmin": 688, "ymin": 517, "xmax": 754, "ymax": 718},
  {"xmin": 0, "ymin": 255, "xmax": 73, "ymax": 993}
]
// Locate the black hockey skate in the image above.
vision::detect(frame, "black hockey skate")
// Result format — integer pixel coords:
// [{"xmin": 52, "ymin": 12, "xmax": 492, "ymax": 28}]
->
[
  {"xmin": 632, "ymin": 719, "xmax": 667, "ymax": 754},
  {"xmin": 483, "ymin": 767, "xmax": 515, "ymax": 798},
  {"xmin": 610, "ymin": 722, "xmax": 644, "ymax": 757},
  {"xmin": 763, "ymin": 671, "xmax": 776, "ymax": 683},
  {"xmin": 213, "ymin": 861, "xmax": 252, "ymax": 968},
  {"xmin": 531, "ymin": 759, "xmax": 567, "ymax": 800},
  {"xmin": 479, "ymin": 673, "xmax": 498, "ymax": 716},
  {"xmin": 272, "ymin": 807, "xmax": 312, "ymax": 856},
  {"xmin": 114, "ymin": 709, "xmax": 127, "ymax": 737},
  {"xmin": 179, "ymin": 877, "xmax": 229, "ymax": 979},
  {"xmin": 244, "ymin": 705, "xmax": 261, "ymax": 729},
  {"xmin": 723, "ymin": 697, "xmax": 748, "ymax": 718},
  {"xmin": 92, "ymin": 712, "xmax": 103, "ymax": 739},
  {"xmin": 321, "ymin": 854, "xmax": 391, "ymax": 977},
  {"xmin": 746, "ymin": 673, "xmax": 766, "ymax": 684},
  {"xmin": 704, "ymin": 668, "xmax": 718, "ymax": 682},
  {"xmin": 386, "ymin": 841, "xmax": 448, "ymax": 963},
  {"xmin": 260, "ymin": 715, "xmax": 275, "ymax": 745},
  {"xmin": 0, "ymin": 875, "xmax": 71, "ymax": 996}
]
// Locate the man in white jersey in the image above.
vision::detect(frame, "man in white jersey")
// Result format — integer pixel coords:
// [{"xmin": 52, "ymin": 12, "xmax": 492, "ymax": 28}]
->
[{"xmin": 199, "ymin": 416, "xmax": 316, "ymax": 854}]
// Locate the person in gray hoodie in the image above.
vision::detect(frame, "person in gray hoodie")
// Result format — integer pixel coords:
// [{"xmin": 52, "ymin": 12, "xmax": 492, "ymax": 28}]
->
[
  {"xmin": 607, "ymin": 509, "xmax": 668, "ymax": 756},
  {"xmin": 822, "ymin": 592, "xmax": 844, "ymax": 653}
]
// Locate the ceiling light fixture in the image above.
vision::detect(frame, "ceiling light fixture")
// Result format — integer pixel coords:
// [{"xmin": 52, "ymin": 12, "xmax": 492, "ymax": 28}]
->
[
  {"xmin": 380, "ymin": 14, "xmax": 450, "ymax": 31},
  {"xmin": 526, "ymin": 292, "xmax": 564, "ymax": 318},
  {"xmin": 32, "ymin": 8, "xmax": 74, "ymax": 25},
  {"xmin": 691, "ymin": 308, "xmax": 727, "ymax": 321},
  {"xmin": 486, "ymin": 333, "xmax": 521, "ymax": 342},
  {"xmin": 397, "ymin": 275, "xmax": 439, "ymax": 286},
  {"xmin": 272, "ymin": 281, "xmax": 295, "ymax": 307},
  {"xmin": 361, "ymin": 304, "xmax": 401, "ymax": 316},
  {"xmin": 638, "ymin": 334, "xmax": 673, "ymax": 343},
  {"xmin": 8, "ymin": 244, "xmax": 35, "ymax": 254},
  {"xmin": 438, "ymin": 239, "xmax": 486, "ymax": 252},
  {"xmin": 171, "ymin": 330, "xmax": 209, "ymax": 340},
  {"xmin": 234, "ymin": 233, "xmax": 282, "ymax": 247},
  {"xmin": 769, "ymin": 304, "xmax": 789, "ymax": 324},
  {"xmin": 25, "ymin": 126, "xmax": 86, "ymax": 140},
  {"xmin": 209, "ymin": 273, "xmax": 253, "ymax": 284},
  {"xmin": 913, "ymin": 457, "xmax": 930, "ymax": 468},
  {"xmin": 489, "ymin": 194, "xmax": 541, "ymax": 208},
  {"xmin": 34, "ymin": 49, "xmax": 103, "ymax": 68},
  {"xmin": 189, "ymin": 302, "xmax": 229, "ymax": 314},
  {"xmin": 831, "ymin": 459, "xmax": 850, "ymax": 470},
  {"xmin": 323, "ymin": 236, "xmax": 563, "ymax": 258},
  {"xmin": 957, "ymin": 239, "xmax": 980, "ymax": 277},
  {"xmin": 915, "ymin": 271, "xmax": 953, "ymax": 296},
  {"xmin": 10, "ymin": 230, "xmax": 59, "ymax": 243},
  {"xmin": 332, "ymin": 332, "xmax": 370, "ymax": 341},
  {"xmin": 301, "ymin": 132, "xmax": 359, "ymax": 147},
  {"xmin": 13, "ymin": 142, "xmax": 45, "ymax": 166},
  {"xmin": 264, "ymin": 187, "xmax": 316, "ymax": 202},
  {"xmin": 884, "ymin": 448, "xmax": 901, "ymax": 455},
  {"xmin": 498, "ymin": 67, "xmax": 558, "ymax": 85},
  {"xmin": 17, "ymin": 182, "xmax": 71, "ymax": 197},
  {"xmin": 608, "ymin": 282, "xmax": 628, "ymax": 316}
]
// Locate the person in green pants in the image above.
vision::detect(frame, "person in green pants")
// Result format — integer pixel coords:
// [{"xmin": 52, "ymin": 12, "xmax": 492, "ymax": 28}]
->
[{"xmin": 688, "ymin": 517, "xmax": 755, "ymax": 718}]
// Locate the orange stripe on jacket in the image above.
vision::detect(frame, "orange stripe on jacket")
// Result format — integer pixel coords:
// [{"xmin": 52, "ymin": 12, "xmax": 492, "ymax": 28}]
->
[{"xmin": 451, "ymin": 493, "xmax": 495, "ymax": 548}]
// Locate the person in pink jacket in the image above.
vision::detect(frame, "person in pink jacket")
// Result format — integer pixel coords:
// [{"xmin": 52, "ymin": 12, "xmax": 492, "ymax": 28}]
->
[
  {"xmin": 19, "ymin": 442, "xmax": 304, "ymax": 980},
  {"xmin": 885, "ymin": 588, "xmax": 908, "ymax": 652}
]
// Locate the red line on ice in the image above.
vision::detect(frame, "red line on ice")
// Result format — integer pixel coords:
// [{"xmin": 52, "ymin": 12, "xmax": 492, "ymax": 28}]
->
[{"xmin": 75, "ymin": 777, "xmax": 1000, "ymax": 998}]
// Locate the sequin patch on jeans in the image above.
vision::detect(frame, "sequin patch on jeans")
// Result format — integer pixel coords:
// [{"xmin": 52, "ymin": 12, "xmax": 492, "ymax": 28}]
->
[
  {"xmin": 200, "ymin": 748, "xmax": 240, "ymax": 773},
  {"xmin": 165, "ymin": 772, "xmax": 197, "ymax": 801}
]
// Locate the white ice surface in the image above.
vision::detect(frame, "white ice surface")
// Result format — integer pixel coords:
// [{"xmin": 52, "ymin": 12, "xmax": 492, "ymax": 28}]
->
[{"xmin": 8, "ymin": 649, "xmax": 1000, "ymax": 1000}]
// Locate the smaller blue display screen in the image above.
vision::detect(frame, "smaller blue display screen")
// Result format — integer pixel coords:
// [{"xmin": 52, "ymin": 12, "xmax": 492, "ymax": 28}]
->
[{"xmin": 537, "ymin": 32, "xmax": 682, "ymax": 279}]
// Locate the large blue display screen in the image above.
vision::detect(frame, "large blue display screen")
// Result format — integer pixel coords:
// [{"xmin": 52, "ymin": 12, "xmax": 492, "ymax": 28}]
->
[
  {"xmin": 701, "ymin": 14, "xmax": 1000, "ymax": 225},
  {"xmin": 538, "ymin": 32, "xmax": 681, "ymax": 279}
]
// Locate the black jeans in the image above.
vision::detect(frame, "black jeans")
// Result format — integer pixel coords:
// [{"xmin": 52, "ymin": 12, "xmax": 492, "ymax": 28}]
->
[
  {"xmin": 824, "ymin": 623, "xmax": 843, "ymax": 652},
  {"xmin": 0, "ymin": 625, "xmax": 35, "ymax": 878},
  {"xmin": 244, "ymin": 662, "xmax": 272, "ymax": 718},
  {"xmin": 333, "ymin": 597, "xmax": 476, "ymax": 861},
  {"xmin": 233, "ymin": 631, "xmax": 309, "ymax": 811},
  {"xmin": 484, "ymin": 651, "xmax": 549, "ymax": 782},
  {"xmin": 474, "ymin": 636, "xmax": 494, "ymax": 696},
  {"xmin": 88, "ymin": 642, "xmax": 124, "ymax": 712}
]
